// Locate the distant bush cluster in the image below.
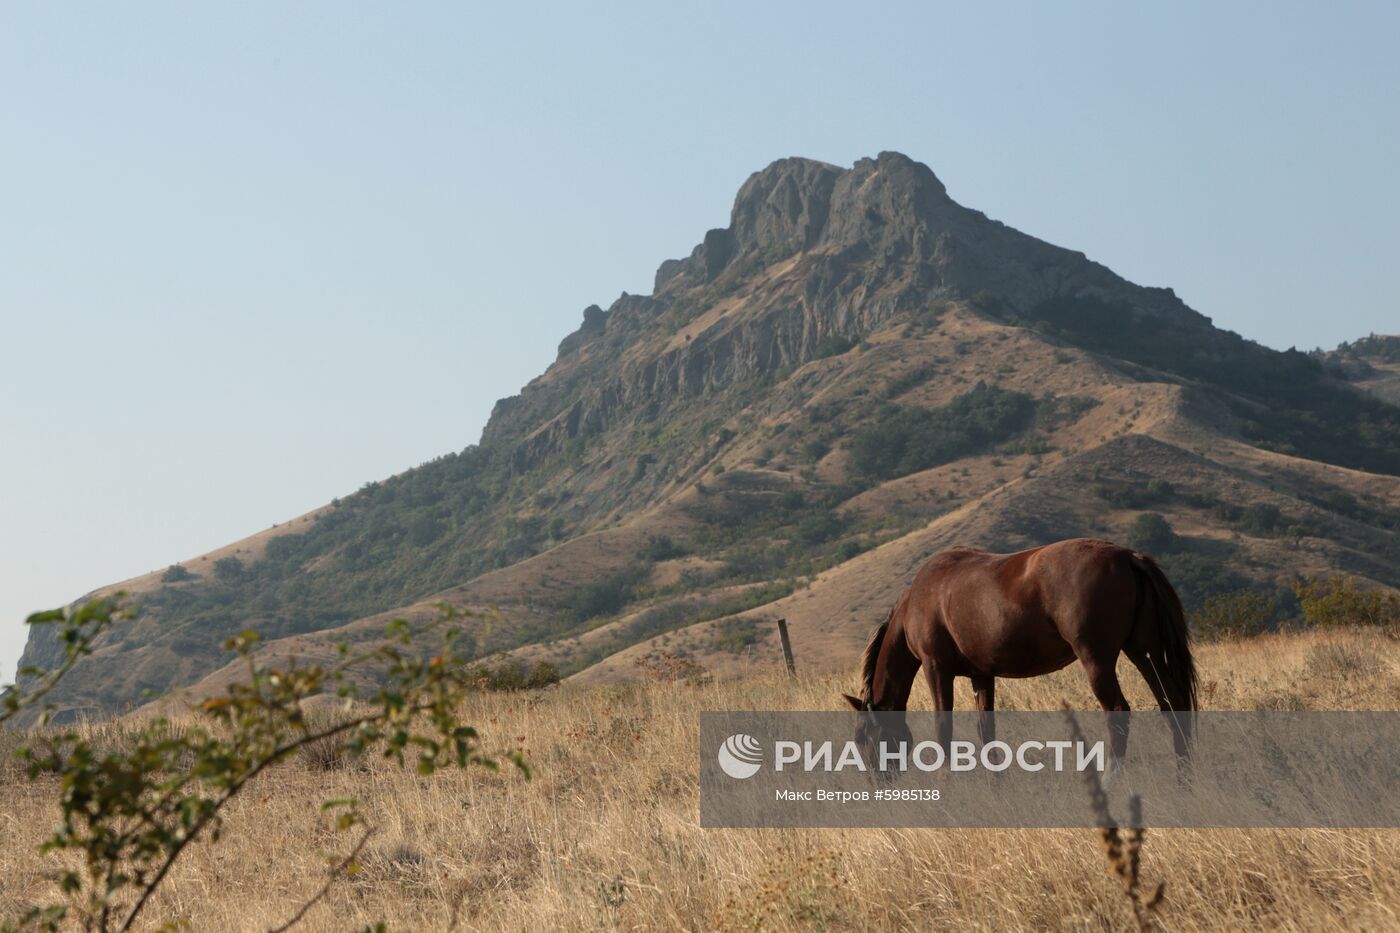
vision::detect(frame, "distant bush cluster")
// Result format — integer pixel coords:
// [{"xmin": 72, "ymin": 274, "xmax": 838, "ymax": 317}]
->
[
  {"xmin": 1099, "ymin": 478, "xmax": 1174, "ymax": 510},
  {"xmin": 1235, "ymin": 503, "xmax": 1283, "ymax": 537},
  {"xmin": 712, "ymin": 617, "xmax": 763, "ymax": 654},
  {"xmin": 1191, "ymin": 589, "xmax": 1282, "ymax": 641},
  {"xmin": 1106, "ymin": 481, "xmax": 1317, "ymax": 548},
  {"xmin": 1186, "ymin": 575, "xmax": 1398, "ymax": 641},
  {"xmin": 160, "ymin": 564, "xmax": 195, "ymax": 583},
  {"xmin": 557, "ymin": 565, "xmax": 650, "ymax": 624},
  {"xmin": 637, "ymin": 534, "xmax": 688, "ymax": 562},
  {"xmin": 684, "ymin": 484, "xmax": 868, "ymax": 584},
  {"xmin": 850, "ymin": 385, "xmax": 1036, "ymax": 481},
  {"xmin": 466, "ymin": 659, "xmax": 561, "ymax": 692},
  {"xmin": 1294, "ymin": 575, "xmax": 1400, "ymax": 630}
]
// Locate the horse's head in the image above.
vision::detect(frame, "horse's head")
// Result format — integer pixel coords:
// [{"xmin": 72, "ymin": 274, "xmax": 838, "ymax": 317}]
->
[{"xmin": 841, "ymin": 693, "xmax": 912, "ymax": 780}]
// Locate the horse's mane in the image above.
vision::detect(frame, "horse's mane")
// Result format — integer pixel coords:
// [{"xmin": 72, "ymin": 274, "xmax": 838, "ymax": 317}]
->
[{"xmin": 858, "ymin": 615, "xmax": 891, "ymax": 704}]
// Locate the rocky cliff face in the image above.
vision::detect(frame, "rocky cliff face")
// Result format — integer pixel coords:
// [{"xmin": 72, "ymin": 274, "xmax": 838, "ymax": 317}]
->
[{"xmin": 483, "ymin": 152, "xmax": 1210, "ymax": 472}]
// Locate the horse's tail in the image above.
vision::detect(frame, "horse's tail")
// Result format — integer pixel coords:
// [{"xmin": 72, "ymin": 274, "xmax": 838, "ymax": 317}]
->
[{"xmin": 1130, "ymin": 552, "xmax": 1198, "ymax": 719}]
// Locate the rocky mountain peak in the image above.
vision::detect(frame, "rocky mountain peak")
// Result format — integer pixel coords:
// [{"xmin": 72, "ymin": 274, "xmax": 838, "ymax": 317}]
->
[
  {"xmin": 728, "ymin": 151, "xmax": 952, "ymax": 260},
  {"xmin": 729, "ymin": 156, "xmax": 842, "ymax": 256},
  {"xmin": 529, "ymin": 151, "xmax": 1218, "ymax": 458},
  {"xmin": 654, "ymin": 151, "xmax": 957, "ymax": 293}
]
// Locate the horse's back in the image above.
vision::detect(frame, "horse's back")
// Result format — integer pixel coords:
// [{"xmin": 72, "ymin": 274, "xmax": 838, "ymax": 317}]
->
[
  {"xmin": 908, "ymin": 538, "xmax": 1139, "ymax": 676},
  {"xmin": 919, "ymin": 538, "xmax": 1130, "ymax": 590},
  {"xmin": 1025, "ymin": 538, "xmax": 1139, "ymax": 607}
]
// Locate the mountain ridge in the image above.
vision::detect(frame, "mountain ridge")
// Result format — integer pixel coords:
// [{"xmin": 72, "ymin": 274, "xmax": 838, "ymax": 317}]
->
[{"xmin": 484, "ymin": 152, "xmax": 1208, "ymax": 466}]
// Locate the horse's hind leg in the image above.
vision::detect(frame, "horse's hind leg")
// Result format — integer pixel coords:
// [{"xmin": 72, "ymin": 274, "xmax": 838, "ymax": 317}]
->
[
  {"xmin": 1077, "ymin": 650, "xmax": 1130, "ymax": 768},
  {"xmin": 1125, "ymin": 650, "xmax": 1170, "ymax": 710},
  {"xmin": 1126, "ymin": 650, "xmax": 1190, "ymax": 760},
  {"xmin": 972, "ymin": 674, "xmax": 995, "ymax": 745}
]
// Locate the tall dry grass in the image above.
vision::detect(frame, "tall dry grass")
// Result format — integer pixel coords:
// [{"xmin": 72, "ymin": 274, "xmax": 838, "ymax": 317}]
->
[{"xmin": 1, "ymin": 626, "xmax": 1397, "ymax": 931}]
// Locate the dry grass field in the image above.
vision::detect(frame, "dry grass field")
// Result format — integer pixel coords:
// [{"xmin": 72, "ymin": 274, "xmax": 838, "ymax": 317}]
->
[{"xmin": 2, "ymin": 625, "xmax": 1398, "ymax": 931}]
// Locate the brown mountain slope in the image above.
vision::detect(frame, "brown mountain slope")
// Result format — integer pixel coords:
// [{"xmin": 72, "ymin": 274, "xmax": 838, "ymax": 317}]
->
[
  {"xmin": 20, "ymin": 152, "xmax": 1400, "ymax": 719},
  {"xmin": 153, "ymin": 303, "xmax": 1400, "ymax": 711}
]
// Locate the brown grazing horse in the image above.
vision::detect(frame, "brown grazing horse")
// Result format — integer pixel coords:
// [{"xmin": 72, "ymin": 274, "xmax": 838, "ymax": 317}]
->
[{"xmin": 842, "ymin": 538, "xmax": 1197, "ymax": 762}]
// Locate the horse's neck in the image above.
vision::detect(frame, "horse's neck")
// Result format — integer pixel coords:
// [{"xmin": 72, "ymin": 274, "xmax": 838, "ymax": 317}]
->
[{"xmin": 873, "ymin": 616, "xmax": 919, "ymax": 711}]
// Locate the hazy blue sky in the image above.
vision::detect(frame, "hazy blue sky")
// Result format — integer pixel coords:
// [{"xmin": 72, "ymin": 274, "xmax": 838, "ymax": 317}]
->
[{"xmin": 2, "ymin": 2, "xmax": 1397, "ymax": 684}]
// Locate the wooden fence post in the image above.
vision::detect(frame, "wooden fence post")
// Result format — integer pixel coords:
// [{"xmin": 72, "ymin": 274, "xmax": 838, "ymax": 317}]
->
[{"xmin": 776, "ymin": 618, "xmax": 797, "ymax": 678}]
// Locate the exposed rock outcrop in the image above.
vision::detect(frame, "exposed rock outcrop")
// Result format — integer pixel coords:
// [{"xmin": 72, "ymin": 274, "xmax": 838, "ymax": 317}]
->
[{"xmin": 487, "ymin": 151, "xmax": 1213, "ymax": 471}]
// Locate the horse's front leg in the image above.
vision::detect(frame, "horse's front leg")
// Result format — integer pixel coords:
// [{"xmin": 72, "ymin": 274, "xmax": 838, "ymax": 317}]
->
[
  {"xmin": 922, "ymin": 658, "xmax": 954, "ymax": 750},
  {"xmin": 972, "ymin": 674, "xmax": 996, "ymax": 746}
]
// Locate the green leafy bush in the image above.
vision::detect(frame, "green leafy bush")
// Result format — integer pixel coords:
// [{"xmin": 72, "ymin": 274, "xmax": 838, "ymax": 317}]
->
[
  {"xmin": 1127, "ymin": 513, "xmax": 1175, "ymax": 554},
  {"xmin": 160, "ymin": 564, "xmax": 195, "ymax": 584},
  {"xmin": 836, "ymin": 539, "xmax": 868, "ymax": 561},
  {"xmin": 212, "ymin": 556, "xmax": 246, "ymax": 583},
  {"xmin": 1294, "ymin": 576, "xmax": 1400, "ymax": 629},
  {"xmin": 466, "ymin": 660, "xmax": 561, "ymax": 691}
]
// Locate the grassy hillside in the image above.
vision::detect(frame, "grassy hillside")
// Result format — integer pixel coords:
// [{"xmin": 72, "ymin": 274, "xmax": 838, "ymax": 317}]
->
[{"xmin": 3, "ymin": 626, "xmax": 1397, "ymax": 931}]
